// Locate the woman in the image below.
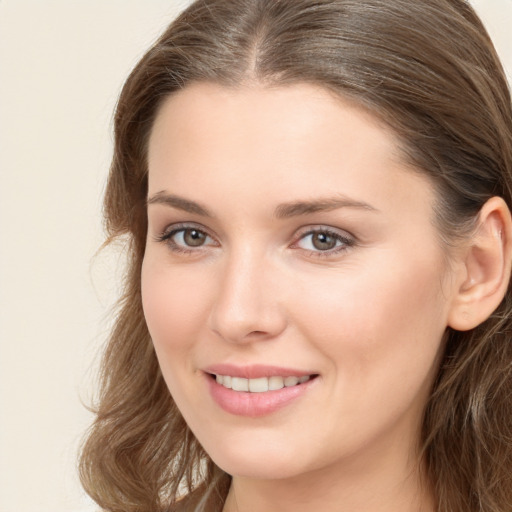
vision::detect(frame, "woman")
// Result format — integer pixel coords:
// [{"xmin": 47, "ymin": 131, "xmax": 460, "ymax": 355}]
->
[{"xmin": 79, "ymin": 1, "xmax": 512, "ymax": 511}]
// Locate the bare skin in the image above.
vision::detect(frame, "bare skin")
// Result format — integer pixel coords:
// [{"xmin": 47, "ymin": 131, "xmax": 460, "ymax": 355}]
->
[{"xmin": 142, "ymin": 82, "xmax": 512, "ymax": 512}]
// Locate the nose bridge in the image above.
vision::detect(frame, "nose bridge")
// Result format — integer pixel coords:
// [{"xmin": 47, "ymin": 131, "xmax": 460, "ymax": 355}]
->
[{"xmin": 208, "ymin": 243, "xmax": 285, "ymax": 343}]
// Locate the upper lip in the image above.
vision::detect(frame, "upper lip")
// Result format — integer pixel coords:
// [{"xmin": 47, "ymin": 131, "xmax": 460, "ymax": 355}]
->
[{"xmin": 203, "ymin": 364, "xmax": 317, "ymax": 379}]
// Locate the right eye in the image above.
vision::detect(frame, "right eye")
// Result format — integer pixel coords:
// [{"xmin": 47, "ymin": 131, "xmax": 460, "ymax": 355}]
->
[{"xmin": 156, "ymin": 225, "xmax": 217, "ymax": 254}]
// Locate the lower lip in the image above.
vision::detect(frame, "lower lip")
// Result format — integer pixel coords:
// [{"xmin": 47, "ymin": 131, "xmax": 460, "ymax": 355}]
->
[{"xmin": 205, "ymin": 374, "xmax": 316, "ymax": 417}]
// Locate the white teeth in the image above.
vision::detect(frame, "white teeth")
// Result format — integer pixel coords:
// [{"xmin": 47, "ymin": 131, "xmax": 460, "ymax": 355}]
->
[
  {"xmin": 215, "ymin": 374, "xmax": 312, "ymax": 392},
  {"xmin": 248, "ymin": 377, "xmax": 269, "ymax": 393},
  {"xmin": 268, "ymin": 376, "xmax": 284, "ymax": 390},
  {"xmin": 284, "ymin": 376, "xmax": 299, "ymax": 387},
  {"xmin": 231, "ymin": 377, "xmax": 249, "ymax": 392}
]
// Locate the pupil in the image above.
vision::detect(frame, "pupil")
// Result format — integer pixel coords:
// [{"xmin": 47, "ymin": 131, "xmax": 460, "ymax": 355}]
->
[
  {"xmin": 313, "ymin": 232, "xmax": 336, "ymax": 250},
  {"xmin": 184, "ymin": 229, "xmax": 206, "ymax": 247}
]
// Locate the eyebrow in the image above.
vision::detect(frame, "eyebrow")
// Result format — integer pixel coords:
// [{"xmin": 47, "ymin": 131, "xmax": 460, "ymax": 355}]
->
[
  {"xmin": 147, "ymin": 191, "xmax": 378, "ymax": 218},
  {"xmin": 274, "ymin": 197, "xmax": 378, "ymax": 218},
  {"xmin": 147, "ymin": 191, "xmax": 214, "ymax": 217}
]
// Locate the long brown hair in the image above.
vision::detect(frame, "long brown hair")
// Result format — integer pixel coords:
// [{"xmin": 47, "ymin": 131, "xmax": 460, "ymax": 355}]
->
[{"xmin": 79, "ymin": 1, "xmax": 512, "ymax": 511}]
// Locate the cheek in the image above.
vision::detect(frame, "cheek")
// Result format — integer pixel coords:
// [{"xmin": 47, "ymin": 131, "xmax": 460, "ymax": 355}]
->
[
  {"xmin": 279, "ymin": 253, "xmax": 449, "ymax": 461},
  {"xmin": 141, "ymin": 254, "xmax": 219, "ymax": 420},
  {"xmin": 290, "ymin": 250, "xmax": 448, "ymax": 394},
  {"xmin": 141, "ymin": 255, "xmax": 212, "ymax": 360}
]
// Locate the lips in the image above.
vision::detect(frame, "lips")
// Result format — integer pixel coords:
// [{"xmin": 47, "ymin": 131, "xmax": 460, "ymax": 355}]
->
[
  {"xmin": 203, "ymin": 363, "xmax": 315, "ymax": 379},
  {"xmin": 203, "ymin": 364, "xmax": 318, "ymax": 417}
]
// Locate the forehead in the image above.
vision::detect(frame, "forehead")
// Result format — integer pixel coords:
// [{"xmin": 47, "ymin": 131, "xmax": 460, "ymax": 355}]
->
[
  {"xmin": 147, "ymin": 82, "xmax": 434, "ymax": 223},
  {"xmin": 148, "ymin": 82, "xmax": 401, "ymax": 166}
]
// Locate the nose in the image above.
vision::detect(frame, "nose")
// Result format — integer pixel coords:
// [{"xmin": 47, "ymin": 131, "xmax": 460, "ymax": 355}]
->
[{"xmin": 207, "ymin": 248, "xmax": 287, "ymax": 344}]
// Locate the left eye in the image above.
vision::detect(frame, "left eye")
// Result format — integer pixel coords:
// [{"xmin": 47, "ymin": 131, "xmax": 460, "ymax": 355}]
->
[{"xmin": 296, "ymin": 230, "xmax": 352, "ymax": 252}]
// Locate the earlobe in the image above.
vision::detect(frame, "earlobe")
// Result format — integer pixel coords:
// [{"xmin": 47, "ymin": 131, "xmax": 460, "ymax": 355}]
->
[{"xmin": 448, "ymin": 196, "xmax": 512, "ymax": 331}]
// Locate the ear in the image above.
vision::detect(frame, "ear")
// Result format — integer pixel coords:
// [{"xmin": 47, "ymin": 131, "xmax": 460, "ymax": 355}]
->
[{"xmin": 448, "ymin": 196, "xmax": 512, "ymax": 331}]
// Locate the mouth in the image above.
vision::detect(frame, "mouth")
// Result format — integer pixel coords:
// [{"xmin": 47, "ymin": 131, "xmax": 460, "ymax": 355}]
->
[
  {"xmin": 208, "ymin": 373, "xmax": 318, "ymax": 393},
  {"xmin": 204, "ymin": 369, "xmax": 319, "ymax": 417}
]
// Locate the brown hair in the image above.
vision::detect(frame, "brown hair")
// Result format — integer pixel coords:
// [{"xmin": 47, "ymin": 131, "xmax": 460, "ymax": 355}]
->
[{"xmin": 79, "ymin": 1, "xmax": 512, "ymax": 511}]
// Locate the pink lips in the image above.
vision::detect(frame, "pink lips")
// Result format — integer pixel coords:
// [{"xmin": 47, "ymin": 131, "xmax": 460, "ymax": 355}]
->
[
  {"xmin": 203, "ymin": 364, "xmax": 317, "ymax": 417},
  {"xmin": 204, "ymin": 363, "xmax": 314, "ymax": 379}
]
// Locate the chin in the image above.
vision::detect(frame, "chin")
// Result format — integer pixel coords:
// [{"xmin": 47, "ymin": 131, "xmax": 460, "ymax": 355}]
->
[
  {"xmin": 215, "ymin": 455, "xmax": 302, "ymax": 481},
  {"xmin": 198, "ymin": 429, "xmax": 318, "ymax": 481}
]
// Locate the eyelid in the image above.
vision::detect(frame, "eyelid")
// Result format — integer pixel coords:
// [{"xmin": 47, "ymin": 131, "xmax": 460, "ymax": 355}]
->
[
  {"xmin": 291, "ymin": 225, "xmax": 356, "ymax": 256},
  {"xmin": 155, "ymin": 222, "xmax": 219, "ymax": 251},
  {"xmin": 153, "ymin": 221, "xmax": 356, "ymax": 258}
]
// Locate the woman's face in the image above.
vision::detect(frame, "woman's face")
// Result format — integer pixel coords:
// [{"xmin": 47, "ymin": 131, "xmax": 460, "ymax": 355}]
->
[{"xmin": 142, "ymin": 83, "xmax": 460, "ymax": 481}]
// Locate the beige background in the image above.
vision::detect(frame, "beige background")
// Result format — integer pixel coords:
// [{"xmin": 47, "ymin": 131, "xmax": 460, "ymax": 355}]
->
[{"xmin": 0, "ymin": 1, "xmax": 510, "ymax": 511}]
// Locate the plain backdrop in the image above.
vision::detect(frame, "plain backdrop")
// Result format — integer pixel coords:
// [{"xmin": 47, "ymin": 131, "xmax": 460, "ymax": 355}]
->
[{"xmin": 0, "ymin": 1, "xmax": 510, "ymax": 512}]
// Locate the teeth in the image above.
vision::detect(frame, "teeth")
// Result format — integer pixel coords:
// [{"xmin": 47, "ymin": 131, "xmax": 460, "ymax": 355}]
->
[
  {"xmin": 231, "ymin": 377, "xmax": 249, "ymax": 392},
  {"xmin": 215, "ymin": 374, "xmax": 311, "ymax": 392},
  {"xmin": 249, "ymin": 377, "xmax": 269, "ymax": 393},
  {"xmin": 284, "ymin": 376, "xmax": 299, "ymax": 387},
  {"xmin": 269, "ymin": 376, "xmax": 284, "ymax": 390}
]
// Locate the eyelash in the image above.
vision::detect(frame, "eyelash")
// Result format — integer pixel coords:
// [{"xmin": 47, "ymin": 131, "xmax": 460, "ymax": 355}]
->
[
  {"xmin": 292, "ymin": 227, "xmax": 355, "ymax": 258},
  {"xmin": 155, "ymin": 223, "xmax": 356, "ymax": 258},
  {"xmin": 155, "ymin": 223, "xmax": 217, "ymax": 255}
]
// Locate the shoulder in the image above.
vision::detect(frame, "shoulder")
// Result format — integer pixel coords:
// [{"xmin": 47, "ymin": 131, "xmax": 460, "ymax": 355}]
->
[
  {"xmin": 168, "ymin": 497, "xmax": 194, "ymax": 512},
  {"xmin": 168, "ymin": 484, "xmax": 224, "ymax": 512},
  {"xmin": 168, "ymin": 494, "xmax": 199, "ymax": 512},
  {"xmin": 168, "ymin": 487, "xmax": 212, "ymax": 512}
]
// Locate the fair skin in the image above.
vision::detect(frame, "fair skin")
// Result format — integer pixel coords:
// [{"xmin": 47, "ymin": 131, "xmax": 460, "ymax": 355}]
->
[{"xmin": 141, "ymin": 82, "xmax": 512, "ymax": 512}]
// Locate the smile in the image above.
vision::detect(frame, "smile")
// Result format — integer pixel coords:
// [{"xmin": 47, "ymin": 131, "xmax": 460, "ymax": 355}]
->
[
  {"xmin": 205, "ymin": 369, "xmax": 318, "ymax": 417},
  {"xmin": 214, "ymin": 374, "xmax": 312, "ymax": 392}
]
